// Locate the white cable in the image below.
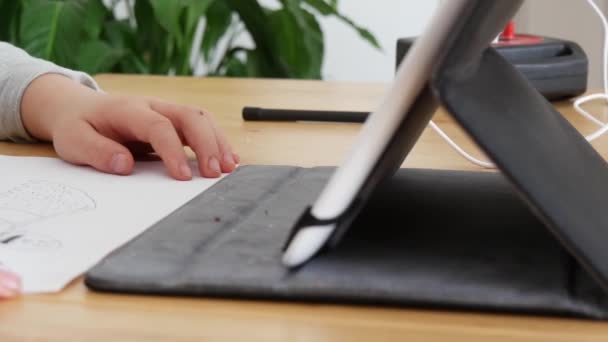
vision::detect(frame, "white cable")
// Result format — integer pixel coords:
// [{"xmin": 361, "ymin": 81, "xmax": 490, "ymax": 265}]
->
[
  {"xmin": 585, "ymin": 0, "xmax": 608, "ymax": 95},
  {"xmin": 428, "ymin": 121, "xmax": 495, "ymax": 168},
  {"xmin": 433, "ymin": 0, "xmax": 608, "ymax": 169},
  {"xmin": 572, "ymin": 0, "xmax": 608, "ymax": 143}
]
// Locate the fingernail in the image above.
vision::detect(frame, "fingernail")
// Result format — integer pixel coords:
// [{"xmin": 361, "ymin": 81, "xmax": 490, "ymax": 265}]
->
[
  {"xmin": 233, "ymin": 153, "xmax": 241, "ymax": 164},
  {"xmin": 223, "ymin": 153, "xmax": 235, "ymax": 166},
  {"xmin": 209, "ymin": 157, "xmax": 221, "ymax": 174},
  {"xmin": 180, "ymin": 163, "xmax": 192, "ymax": 179},
  {"xmin": 110, "ymin": 153, "xmax": 129, "ymax": 174}
]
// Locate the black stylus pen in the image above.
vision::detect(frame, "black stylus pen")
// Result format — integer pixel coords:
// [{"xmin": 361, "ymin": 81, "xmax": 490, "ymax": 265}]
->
[{"xmin": 242, "ymin": 107, "xmax": 369, "ymax": 123}]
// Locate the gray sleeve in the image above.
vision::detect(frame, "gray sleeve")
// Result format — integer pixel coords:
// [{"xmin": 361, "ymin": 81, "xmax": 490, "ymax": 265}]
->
[{"xmin": 0, "ymin": 42, "xmax": 100, "ymax": 143}]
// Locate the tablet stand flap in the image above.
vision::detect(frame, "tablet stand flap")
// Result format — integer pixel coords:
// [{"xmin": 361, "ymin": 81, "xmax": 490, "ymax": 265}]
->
[{"xmin": 431, "ymin": 38, "xmax": 608, "ymax": 290}]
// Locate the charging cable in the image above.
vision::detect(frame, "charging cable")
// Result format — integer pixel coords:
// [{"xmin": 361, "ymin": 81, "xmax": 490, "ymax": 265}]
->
[
  {"xmin": 573, "ymin": 0, "xmax": 608, "ymax": 141},
  {"xmin": 433, "ymin": 0, "xmax": 608, "ymax": 169}
]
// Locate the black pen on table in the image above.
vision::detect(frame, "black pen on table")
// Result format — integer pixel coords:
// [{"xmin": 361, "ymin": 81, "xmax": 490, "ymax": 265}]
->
[{"xmin": 242, "ymin": 107, "xmax": 370, "ymax": 123}]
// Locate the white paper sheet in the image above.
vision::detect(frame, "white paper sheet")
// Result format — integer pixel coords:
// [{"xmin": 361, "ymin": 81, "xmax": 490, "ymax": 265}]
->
[{"xmin": 0, "ymin": 155, "xmax": 221, "ymax": 293}]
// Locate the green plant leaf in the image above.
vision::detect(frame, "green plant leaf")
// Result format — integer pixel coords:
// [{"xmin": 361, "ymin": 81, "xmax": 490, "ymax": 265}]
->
[
  {"xmin": 303, "ymin": 0, "xmax": 381, "ymax": 50},
  {"xmin": 10, "ymin": 0, "xmax": 377, "ymax": 79},
  {"xmin": 283, "ymin": 0, "xmax": 324, "ymax": 77},
  {"xmin": 10, "ymin": 2, "xmax": 22, "ymax": 44},
  {"xmin": 269, "ymin": 4, "xmax": 323, "ymax": 78},
  {"xmin": 342, "ymin": 20, "xmax": 381, "ymax": 50},
  {"xmin": 299, "ymin": 9, "xmax": 323, "ymax": 78},
  {"xmin": 201, "ymin": 0, "xmax": 232, "ymax": 61},
  {"xmin": 149, "ymin": 0, "xmax": 185, "ymax": 47},
  {"xmin": 134, "ymin": 0, "xmax": 171, "ymax": 74},
  {"xmin": 225, "ymin": 0, "xmax": 290, "ymax": 77},
  {"xmin": 0, "ymin": 0, "xmax": 20, "ymax": 43},
  {"xmin": 221, "ymin": 54, "xmax": 247, "ymax": 77},
  {"xmin": 20, "ymin": 0, "xmax": 96, "ymax": 67},
  {"xmin": 103, "ymin": 20, "xmax": 149, "ymax": 74},
  {"xmin": 245, "ymin": 49, "xmax": 282, "ymax": 77},
  {"xmin": 149, "ymin": 0, "xmax": 182, "ymax": 73},
  {"xmin": 184, "ymin": 0, "xmax": 215, "ymax": 36},
  {"xmin": 20, "ymin": 0, "xmax": 79, "ymax": 66},
  {"xmin": 75, "ymin": 40, "xmax": 125, "ymax": 74},
  {"xmin": 148, "ymin": 0, "xmax": 212, "ymax": 75},
  {"xmin": 302, "ymin": 0, "xmax": 333, "ymax": 15},
  {"xmin": 103, "ymin": 20, "xmax": 133, "ymax": 49},
  {"xmin": 82, "ymin": 0, "xmax": 108, "ymax": 40}
]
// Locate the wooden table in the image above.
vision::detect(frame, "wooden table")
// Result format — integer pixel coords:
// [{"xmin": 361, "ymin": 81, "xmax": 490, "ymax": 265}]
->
[{"xmin": 2, "ymin": 75, "xmax": 608, "ymax": 341}]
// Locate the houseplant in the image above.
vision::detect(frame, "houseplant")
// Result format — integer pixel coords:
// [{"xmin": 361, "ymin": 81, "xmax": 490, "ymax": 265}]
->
[{"xmin": 0, "ymin": 0, "xmax": 380, "ymax": 78}]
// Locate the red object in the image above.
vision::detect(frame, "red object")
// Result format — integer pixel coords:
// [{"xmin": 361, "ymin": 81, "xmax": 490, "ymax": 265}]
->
[
  {"xmin": 493, "ymin": 21, "xmax": 544, "ymax": 47},
  {"xmin": 500, "ymin": 21, "xmax": 516, "ymax": 40}
]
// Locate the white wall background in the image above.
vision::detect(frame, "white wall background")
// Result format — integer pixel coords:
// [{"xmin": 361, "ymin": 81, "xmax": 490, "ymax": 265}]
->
[{"xmin": 317, "ymin": 0, "xmax": 439, "ymax": 82}]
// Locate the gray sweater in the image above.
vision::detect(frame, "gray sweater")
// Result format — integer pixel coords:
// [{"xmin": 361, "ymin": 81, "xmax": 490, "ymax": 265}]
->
[{"xmin": 0, "ymin": 42, "xmax": 98, "ymax": 142}]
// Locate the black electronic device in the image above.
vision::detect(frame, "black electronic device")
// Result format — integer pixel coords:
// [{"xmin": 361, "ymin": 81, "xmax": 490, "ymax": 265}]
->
[{"xmin": 397, "ymin": 35, "xmax": 588, "ymax": 100}]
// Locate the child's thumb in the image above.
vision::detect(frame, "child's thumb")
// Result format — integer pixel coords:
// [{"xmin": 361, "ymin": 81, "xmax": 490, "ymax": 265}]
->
[{"xmin": 54, "ymin": 121, "xmax": 135, "ymax": 176}]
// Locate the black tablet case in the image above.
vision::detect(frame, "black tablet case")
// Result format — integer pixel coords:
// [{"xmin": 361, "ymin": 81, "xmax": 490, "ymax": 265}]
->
[
  {"xmin": 85, "ymin": 166, "xmax": 608, "ymax": 319},
  {"xmin": 86, "ymin": 0, "xmax": 608, "ymax": 319}
]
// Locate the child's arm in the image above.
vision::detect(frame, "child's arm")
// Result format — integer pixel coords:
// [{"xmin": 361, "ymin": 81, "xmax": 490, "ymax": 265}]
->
[
  {"xmin": 0, "ymin": 42, "xmax": 238, "ymax": 179},
  {"xmin": 0, "ymin": 42, "xmax": 99, "ymax": 142}
]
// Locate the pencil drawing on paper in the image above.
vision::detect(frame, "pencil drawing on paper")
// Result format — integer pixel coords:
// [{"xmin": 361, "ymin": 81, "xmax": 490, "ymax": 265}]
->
[
  {"xmin": 0, "ymin": 180, "xmax": 96, "ymax": 250},
  {"xmin": 0, "ymin": 230, "xmax": 63, "ymax": 250}
]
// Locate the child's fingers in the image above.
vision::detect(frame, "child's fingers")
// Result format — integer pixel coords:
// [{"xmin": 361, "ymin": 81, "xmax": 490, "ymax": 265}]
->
[
  {"xmin": 54, "ymin": 121, "xmax": 136, "ymax": 176},
  {"xmin": 149, "ymin": 101, "xmax": 227, "ymax": 177},
  {"xmin": 201, "ymin": 109, "xmax": 238, "ymax": 172},
  {"xmin": 183, "ymin": 113, "xmax": 234, "ymax": 176},
  {"xmin": 113, "ymin": 110, "xmax": 193, "ymax": 181},
  {"xmin": 0, "ymin": 270, "xmax": 21, "ymax": 298}
]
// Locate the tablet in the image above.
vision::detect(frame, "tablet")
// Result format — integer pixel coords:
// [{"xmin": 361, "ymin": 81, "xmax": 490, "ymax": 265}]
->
[{"xmin": 282, "ymin": 0, "xmax": 524, "ymax": 267}]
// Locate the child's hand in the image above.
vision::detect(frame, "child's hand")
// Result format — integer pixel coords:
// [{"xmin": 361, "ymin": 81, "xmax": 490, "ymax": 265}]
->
[
  {"xmin": 0, "ymin": 270, "xmax": 20, "ymax": 299},
  {"xmin": 20, "ymin": 74, "xmax": 239, "ymax": 180}
]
